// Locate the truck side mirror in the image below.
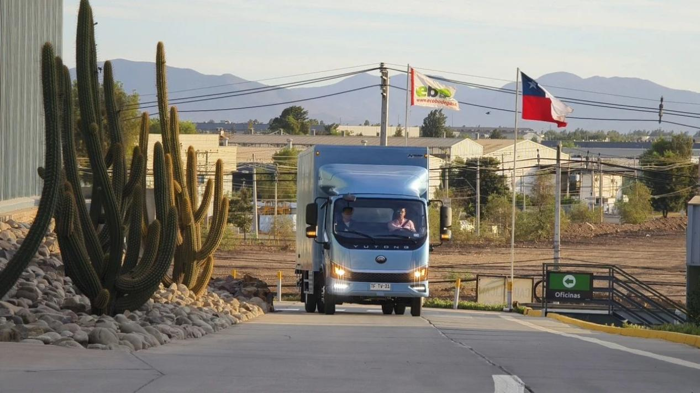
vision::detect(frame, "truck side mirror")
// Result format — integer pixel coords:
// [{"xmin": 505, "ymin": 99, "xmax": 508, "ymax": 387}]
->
[
  {"xmin": 305, "ymin": 203, "xmax": 318, "ymax": 238},
  {"xmin": 306, "ymin": 203, "xmax": 318, "ymax": 226},
  {"xmin": 440, "ymin": 206, "xmax": 452, "ymax": 241}
]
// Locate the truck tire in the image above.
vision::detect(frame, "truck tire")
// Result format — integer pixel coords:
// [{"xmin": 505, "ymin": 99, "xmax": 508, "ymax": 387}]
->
[
  {"xmin": 381, "ymin": 302, "xmax": 394, "ymax": 315},
  {"xmin": 410, "ymin": 298, "xmax": 422, "ymax": 317},
  {"xmin": 324, "ymin": 290, "xmax": 336, "ymax": 315},
  {"xmin": 394, "ymin": 303, "xmax": 406, "ymax": 315},
  {"xmin": 304, "ymin": 292, "xmax": 316, "ymax": 313}
]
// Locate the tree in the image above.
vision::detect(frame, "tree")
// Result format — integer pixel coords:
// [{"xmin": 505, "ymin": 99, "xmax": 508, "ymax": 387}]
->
[
  {"xmin": 394, "ymin": 124, "xmax": 403, "ymax": 137},
  {"xmin": 269, "ymin": 106, "xmax": 310, "ymax": 135},
  {"xmin": 228, "ymin": 189, "xmax": 253, "ymax": 239},
  {"xmin": 71, "ymin": 80, "xmax": 140, "ymax": 160},
  {"xmin": 484, "ymin": 194, "xmax": 514, "ymax": 237},
  {"xmin": 324, "ymin": 123, "xmax": 339, "ymax": 134},
  {"xmin": 420, "ymin": 109, "xmax": 453, "ymax": 137},
  {"xmin": 617, "ymin": 182, "xmax": 653, "ymax": 224},
  {"xmin": 640, "ymin": 135, "xmax": 698, "ymax": 217},
  {"xmin": 258, "ymin": 148, "xmax": 300, "ymax": 201},
  {"xmin": 149, "ymin": 119, "xmax": 197, "ymax": 134},
  {"xmin": 490, "ymin": 129, "xmax": 505, "ymax": 139},
  {"xmin": 451, "ymin": 157, "xmax": 508, "ymax": 217},
  {"xmin": 363, "ymin": 120, "xmax": 370, "ymax": 126}
]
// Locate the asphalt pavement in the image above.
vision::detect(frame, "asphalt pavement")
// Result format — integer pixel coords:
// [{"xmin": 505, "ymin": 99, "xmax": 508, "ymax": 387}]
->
[{"xmin": 1, "ymin": 302, "xmax": 700, "ymax": 392}]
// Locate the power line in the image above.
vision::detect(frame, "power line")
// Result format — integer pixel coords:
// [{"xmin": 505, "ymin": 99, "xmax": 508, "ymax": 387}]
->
[{"xmin": 138, "ymin": 63, "xmax": 381, "ymax": 97}]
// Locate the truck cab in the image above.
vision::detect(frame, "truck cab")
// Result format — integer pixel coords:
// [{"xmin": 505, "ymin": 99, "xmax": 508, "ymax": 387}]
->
[{"xmin": 296, "ymin": 146, "xmax": 451, "ymax": 316}]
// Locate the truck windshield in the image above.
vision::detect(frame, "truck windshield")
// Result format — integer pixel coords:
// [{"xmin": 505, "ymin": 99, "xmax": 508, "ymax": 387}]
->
[{"xmin": 333, "ymin": 198, "xmax": 427, "ymax": 247}]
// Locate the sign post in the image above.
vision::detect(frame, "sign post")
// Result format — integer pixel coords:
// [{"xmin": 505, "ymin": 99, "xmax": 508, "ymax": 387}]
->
[{"xmin": 546, "ymin": 272, "xmax": 593, "ymax": 302}]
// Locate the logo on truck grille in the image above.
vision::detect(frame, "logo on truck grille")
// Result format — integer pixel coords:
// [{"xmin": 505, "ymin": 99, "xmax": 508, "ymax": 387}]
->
[{"xmin": 375, "ymin": 255, "xmax": 387, "ymax": 264}]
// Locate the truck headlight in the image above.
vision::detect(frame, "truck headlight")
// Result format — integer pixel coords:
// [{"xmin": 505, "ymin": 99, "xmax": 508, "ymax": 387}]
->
[
  {"xmin": 413, "ymin": 267, "xmax": 428, "ymax": 280},
  {"xmin": 331, "ymin": 263, "xmax": 346, "ymax": 279}
]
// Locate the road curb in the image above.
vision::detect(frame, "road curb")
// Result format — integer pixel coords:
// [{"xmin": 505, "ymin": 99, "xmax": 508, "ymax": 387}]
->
[{"xmin": 545, "ymin": 312, "xmax": 700, "ymax": 349}]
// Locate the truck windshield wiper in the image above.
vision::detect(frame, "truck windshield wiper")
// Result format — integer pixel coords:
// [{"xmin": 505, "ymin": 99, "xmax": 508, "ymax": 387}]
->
[
  {"xmin": 338, "ymin": 229, "xmax": 376, "ymax": 244},
  {"xmin": 375, "ymin": 234, "xmax": 418, "ymax": 244}
]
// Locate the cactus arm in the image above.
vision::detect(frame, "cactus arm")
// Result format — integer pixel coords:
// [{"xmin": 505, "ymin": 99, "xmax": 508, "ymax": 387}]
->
[
  {"xmin": 194, "ymin": 179, "xmax": 213, "ymax": 225},
  {"xmin": 116, "ymin": 207, "xmax": 177, "ymax": 293},
  {"xmin": 121, "ymin": 185, "xmax": 145, "ymax": 274},
  {"xmin": 195, "ymin": 198, "xmax": 229, "ymax": 261},
  {"xmin": 103, "ymin": 61, "xmax": 123, "ymax": 147},
  {"xmin": 191, "ymin": 256, "xmax": 214, "ymax": 297},
  {"xmin": 111, "ymin": 143, "xmax": 126, "ymax": 210},
  {"xmin": 186, "ymin": 147, "xmax": 198, "ymax": 212},
  {"xmin": 0, "ymin": 44, "xmax": 62, "ymax": 299},
  {"xmin": 123, "ymin": 146, "xmax": 144, "ymax": 200}
]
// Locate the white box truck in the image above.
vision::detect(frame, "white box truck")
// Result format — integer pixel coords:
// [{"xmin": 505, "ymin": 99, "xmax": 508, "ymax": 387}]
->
[{"xmin": 296, "ymin": 145, "xmax": 451, "ymax": 316}]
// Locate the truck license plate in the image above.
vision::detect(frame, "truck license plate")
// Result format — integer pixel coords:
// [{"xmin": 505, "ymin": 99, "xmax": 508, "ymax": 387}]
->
[{"xmin": 370, "ymin": 283, "xmax": 391, "ymax": 291}]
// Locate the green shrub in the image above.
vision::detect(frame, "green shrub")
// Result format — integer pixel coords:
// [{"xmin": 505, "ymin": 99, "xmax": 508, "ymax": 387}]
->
[
  {"xmin": 569, "ymin": 202, "xmax": 599, "ymax": 223},
  {"xmin": 617, "ymin": 182, "xmax": 653, "ymax": 224},
  {"xmin": 423, "ymin": 298, "xmax": 505, "ymax": 311}
]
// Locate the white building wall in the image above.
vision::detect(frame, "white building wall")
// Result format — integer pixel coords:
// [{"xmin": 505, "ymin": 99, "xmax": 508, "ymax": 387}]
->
[
  {"xmin": 0, "ymin": 0, "xmax": 63, "ymax": 211},
  {"xmin": 483, "ymin": 140, "xmax": 570, "ymax": 196},
  {"xmin": 580, "ymin": 173, "xmax": 623, "ymax": 213}
]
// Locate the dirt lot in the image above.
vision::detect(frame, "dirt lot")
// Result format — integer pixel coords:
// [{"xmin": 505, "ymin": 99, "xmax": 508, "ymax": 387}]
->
[{"xmin": 213, "ymin": 218, "xmax": 688, "ymax": 302}]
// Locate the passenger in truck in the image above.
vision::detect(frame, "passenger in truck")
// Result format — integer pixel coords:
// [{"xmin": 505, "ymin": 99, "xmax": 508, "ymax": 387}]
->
[{"xmin": 387, "ymin": 207, "xmax": 416, "ymax": 232}]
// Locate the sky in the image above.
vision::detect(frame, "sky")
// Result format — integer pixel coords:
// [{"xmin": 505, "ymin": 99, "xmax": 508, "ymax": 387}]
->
[{"xmin": 63, "ymin": 0, "xmax": 700, "ymax": 92}]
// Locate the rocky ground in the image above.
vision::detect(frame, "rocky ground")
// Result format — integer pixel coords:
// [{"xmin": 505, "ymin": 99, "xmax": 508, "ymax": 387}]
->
[{"xmin": 0, "ymin": 219, "xmax": 271, "ymax": 351}]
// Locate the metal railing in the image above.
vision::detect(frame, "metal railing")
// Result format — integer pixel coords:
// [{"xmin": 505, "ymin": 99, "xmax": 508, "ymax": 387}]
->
[{"xmin": 542, "ymin": 263, "xmax": 686, "ymax": 326}]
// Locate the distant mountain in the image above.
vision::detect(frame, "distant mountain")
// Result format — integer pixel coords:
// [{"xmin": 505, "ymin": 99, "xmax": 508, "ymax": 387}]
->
[{"xmin": 71, "ymin": 60, "xmax": 700, "ymax": 132}]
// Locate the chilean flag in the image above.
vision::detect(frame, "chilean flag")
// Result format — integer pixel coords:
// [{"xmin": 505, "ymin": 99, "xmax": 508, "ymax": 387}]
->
[{"xmin": 521, "ymin": 72, "xmax": 573, "ymax": 128}]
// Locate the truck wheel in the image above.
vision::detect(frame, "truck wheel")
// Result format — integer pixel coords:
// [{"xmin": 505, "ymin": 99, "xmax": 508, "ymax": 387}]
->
[
  {"xmin": 410, "ymin": 298, "xmax": 422, "ymax": 317},
  {"xmin": 304, "ymin": 292, "xmax": 316, "ymax": 313},
  {"xmin": 324, "ymin": 290, "xmax": 336, "ymax": 315},
  {"xmin": 381, "ymin": 302, "xmax": 394, "ymax": 315},
  {"xmin": 394, "ymin": 303, "xmax": 406, "ymax": 315}
]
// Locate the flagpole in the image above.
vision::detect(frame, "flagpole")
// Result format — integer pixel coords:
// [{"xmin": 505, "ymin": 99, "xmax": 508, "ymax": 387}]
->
[
  {"xmin": 507, "ymin": 68, "xmax": 520, "ymax": 312},
  {"xmin": 405, "ymin": 64, "xmax": 410, "ymax": 146}
]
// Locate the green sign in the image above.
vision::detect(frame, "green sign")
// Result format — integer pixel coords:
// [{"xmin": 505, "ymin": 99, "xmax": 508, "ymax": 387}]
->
[{"xmin": 546, "ymin": 272, "xmax": 593, "ymax": 302}]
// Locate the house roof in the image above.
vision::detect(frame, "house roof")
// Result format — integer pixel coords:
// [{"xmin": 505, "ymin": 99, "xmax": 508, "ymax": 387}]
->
[
  {"xmin": 474, "ymin": 139, "xmax": 526, "ymax": 154},
  {"xmin": 227, "ymin": 134, "xmax": 472, "ymax": 148}
]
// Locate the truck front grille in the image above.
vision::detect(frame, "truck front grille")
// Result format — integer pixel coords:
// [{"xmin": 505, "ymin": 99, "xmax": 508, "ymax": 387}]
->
[{"xmin": 346, "ymin": 271, "xmax": 415, "ymax": 283}]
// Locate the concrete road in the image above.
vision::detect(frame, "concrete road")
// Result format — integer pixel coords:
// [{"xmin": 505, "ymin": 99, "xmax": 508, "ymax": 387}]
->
[{"xmin": 2, "ymin": 303, "xmax": 700, "ymax": 392}]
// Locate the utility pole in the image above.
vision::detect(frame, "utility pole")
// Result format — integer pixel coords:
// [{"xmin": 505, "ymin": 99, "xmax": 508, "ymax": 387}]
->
[
  {"xmin": 598, "ymin": 154, "xmax": 604, "ymax": 224},
  {"xmin": 554, "ymin": 143, "xmax": 562, "ymax": 269},
  {"xmin": 274, "ymin": 164, "xmax": 278, "ymax": 240},
  {"xmin": 443, "ymin": 165, "xmax": 449, "ymax": 198},
  {"xmin": 404, "ymin": 64, "xmax": 410, "ymax": 146},
  {"xmin": 252, "ymin": 154, "xmax": 259, "ymax": 238},
  {"xmin": 507, "ymin": 68, "xmax": 521, "ymax": 312},
  {"xmin": 476, "ymin": 157, "xmax": 481, "ymax": 236},
  {"xmin": 566, "ymin": 165, "xmax": 570, "ymax": 199},
  {"xmin": 380, "ymin": 62, "xmax": 389, "ymax": 146}
]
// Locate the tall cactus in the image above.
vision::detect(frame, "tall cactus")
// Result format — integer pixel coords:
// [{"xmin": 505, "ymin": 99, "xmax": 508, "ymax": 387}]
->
[
  {"xmin": 0, "ymin": 43, "xmax": 62, "ymax": 299},
  {"xmin": 156, "ymin": 42, "xmax": 229, "ymax": 297},
  {"xmin": 50, "ymin": 0, "xmax": 179, "ymax": 315}
]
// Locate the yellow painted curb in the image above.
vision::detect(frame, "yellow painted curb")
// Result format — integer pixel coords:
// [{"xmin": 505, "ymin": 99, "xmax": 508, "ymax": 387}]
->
[
  {"xmin": 522, "ymin": 307, "xmax": 542, "ymax": 317},
  {"xmin": 547, "ymin": 313, "xmax": 700, "ymax": 349}
]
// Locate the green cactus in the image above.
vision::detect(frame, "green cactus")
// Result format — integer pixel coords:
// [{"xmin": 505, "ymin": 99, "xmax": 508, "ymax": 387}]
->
[
  {"xmin": 156, "ymin": 42, "xmax": 229, "ymax": 297},
  {"xmin": 49, "ymin": 0, "xmax": 179, "ymax": 315},
  {"xmin": 0, "ymin": 43, "xmax": 62, "ymax": 299}
]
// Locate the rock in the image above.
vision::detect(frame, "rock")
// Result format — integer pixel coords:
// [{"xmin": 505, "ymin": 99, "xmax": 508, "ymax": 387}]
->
[
  {"xmin": 247, "ymin": 296, "xmax": 269, "ymax": 313},
  {"xmin": 87, "ymin": 344, "xmax": 108, "ymax": 350},
  {"xmin": 14, "ymin": 324, "xmax": 45, "ymax": 339},
  {"xmin": 0, "ymin": 327, "xmax": 20, "ymax": 342},
  {"xmin": 60, "ymin": 330, "xmax": 74, "ymax": 338},
  {"xmin": 192, "ymin": 319, "xmax": 214, "ymax": 334},
  {"xmin": 73, "ymin": 330, "xmax": 89, "ymax": 345},
  {"xmin": 117, "ymin": 339, "xmax": 136, "ymax": 351},
  {"xmin": 119, "ymin": 333, "xmax": 144, "ymax": 351},
  {"xmin": 15, "ymin": 308, "xmax": 36, "ymax": 324},
  {"xmin": 119, "ymin": 321, "xmax": 148, "ymax": 335},
  {"xmin": 88, "ymin": 327, "xmax": 119, "ymax": 346},
  {"xmin": 21, "ymin": 339, "xmax": 45, "ymax": 345},
  {"xmin": 175, "ymin": 316, "xmax": 192, "ymax": 326},
  {"xmin": 60, "ymin": 323, "xmax": 82, "ymax": 334},
  {"xmin": 95, "ymin": 320, "xmax": 119, "ymax": 331},
  {"xmin": 139, "ymin": 333, "xmax": 160, "ymax": 348},
  {"xmin": 53, "ymin": 338, "xmax": 83, "ymax": 349},
  {"xmin": 144, "ymin": 326, "xmax": 169, "ymax": 345},
  {"xmin": 62, "ymin": 296, "xmax": 88, "ymax": 313},
  {"xmin": 34, "ymin": 332, "xmax": 62, "ymax": 344},
  {"xmin": 0, "ymin": 301, "xmax": 22, "ymax": 317},
  {"xmin": 15, "ymin": 289, "xmax": 39, "ymax": 302}
]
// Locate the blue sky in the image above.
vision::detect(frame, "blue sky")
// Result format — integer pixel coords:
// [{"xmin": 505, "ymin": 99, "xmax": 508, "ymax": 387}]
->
[{"xmin": 63, "ymin": 0, "xmax": 700, "ymax": 92}]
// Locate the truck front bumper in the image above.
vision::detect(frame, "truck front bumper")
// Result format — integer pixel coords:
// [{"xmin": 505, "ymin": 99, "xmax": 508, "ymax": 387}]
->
[{"xmin": 327, "ymin": 278, "xmax": 429, "ymax": 298}]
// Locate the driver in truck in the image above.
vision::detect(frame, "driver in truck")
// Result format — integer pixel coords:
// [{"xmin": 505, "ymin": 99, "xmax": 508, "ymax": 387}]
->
[
  {"xmin": 336, "ymin": 207, "xmax": 355, "ymax": 232},
  {"xmin": 387, "ymin": 207, "xmax": 416, "ymax": 232}
]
